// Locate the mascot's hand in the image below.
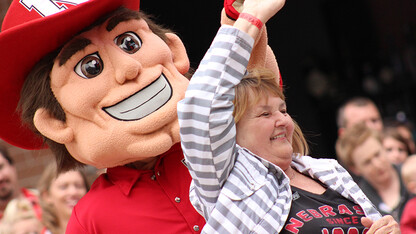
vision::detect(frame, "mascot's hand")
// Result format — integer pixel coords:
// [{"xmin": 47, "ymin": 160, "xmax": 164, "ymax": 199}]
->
[{"xmin": 224, "ymin": 0, "xmax": 244, "ymax": 20}]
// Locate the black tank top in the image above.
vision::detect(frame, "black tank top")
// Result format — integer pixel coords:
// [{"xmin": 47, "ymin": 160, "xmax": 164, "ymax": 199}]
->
[{"xmin": 280, "ymin": 186, "xmax": 368, "ymax": 234}]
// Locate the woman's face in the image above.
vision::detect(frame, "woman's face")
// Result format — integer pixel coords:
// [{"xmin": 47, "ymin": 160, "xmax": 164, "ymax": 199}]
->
[
  {"xmin": 44, "ymin": 171, "xmax": 87, "ymax": 220},
  {"xmin": 383, "ymin": 136, "xmax": 408, "ymax": 165},
  {"xmin": 351, "ymin": 136, "xmax": 393, "ymax": 185},
  {"xmin": 236, "ymin": 94, "xmax": 294, "ymax": 169}
]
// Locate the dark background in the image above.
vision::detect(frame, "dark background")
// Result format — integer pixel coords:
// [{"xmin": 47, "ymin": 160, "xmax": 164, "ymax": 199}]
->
[{"xmin": 141, "ymin": 0, "xmax": 416, "ymax": 159}]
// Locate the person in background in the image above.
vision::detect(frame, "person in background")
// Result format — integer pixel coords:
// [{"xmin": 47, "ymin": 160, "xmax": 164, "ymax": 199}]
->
[
  {"xmin": 0, "ymin": 144, "xmax": 41, "ymax": 221},
  {"xmin": 401, "ymin": 155, "xmax": 416, "ymax": 195},
  {"xmin": 399, "ymin": 155, "xmax": 416, "ymax": 233},
  {"xmin": 37, "ymin": 163, "xmax": 89, "ymax": 234},
  {"xmin": 336, "ymin": 96, "xmax": 384, "ymax": 136},
  {"xmin": 384, "ymin": 120, "xmax": 416, "ymax": 155},
  {"xmin": 0, "ymin": 198, "xmax": 43, "ymax": 234},
  {"xmin": 382, "ymin": 126, "xmax": 411, "ymax": 166},
  {"xmin": 335, "ymin": 97, "xmax": 384, "ymax": 182},
  {"xmin": 336, "ymin": 122, "xmax": 411, "ymax": 222}
]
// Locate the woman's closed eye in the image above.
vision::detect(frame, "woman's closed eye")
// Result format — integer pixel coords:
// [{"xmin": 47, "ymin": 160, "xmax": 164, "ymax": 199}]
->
[{"xmin": 258, "ymin": 112, "xmax": 271, "ymax": 117}]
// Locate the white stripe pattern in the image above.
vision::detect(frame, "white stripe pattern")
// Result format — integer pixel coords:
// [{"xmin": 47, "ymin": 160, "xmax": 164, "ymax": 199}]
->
[{"xmin": 178, "ymin": 25, "xmax": 381, "ymax": 233}]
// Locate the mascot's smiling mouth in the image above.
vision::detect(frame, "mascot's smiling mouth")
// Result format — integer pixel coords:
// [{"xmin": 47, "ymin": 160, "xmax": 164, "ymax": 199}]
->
[{"xmin": 103, "ymin": 74, "xmax": 172, "ymax": 121}]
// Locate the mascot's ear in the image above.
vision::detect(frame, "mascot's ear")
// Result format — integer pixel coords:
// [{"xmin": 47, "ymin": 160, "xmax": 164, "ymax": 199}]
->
[
  {"xmin": 33, "ymin": 108, "xmax": 74, "ymax": 144},
  {"xmin": 165, "ymin": 33, "xmax": 190, "ymax": 75}
]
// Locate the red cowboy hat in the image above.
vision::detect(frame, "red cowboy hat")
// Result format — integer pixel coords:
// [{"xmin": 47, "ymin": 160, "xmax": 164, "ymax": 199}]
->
[{"xmin": 0, "ymin": 0, "xmax": 140, "ymax": 150}]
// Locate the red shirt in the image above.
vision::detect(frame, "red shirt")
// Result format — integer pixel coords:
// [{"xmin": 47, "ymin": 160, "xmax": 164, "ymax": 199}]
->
[
  {"xmin": 400, "ymin": 197, "xmax": 416, "ymax": 233},
  {"xmin": 66, "ymin": 144, "xmax": 205, "ymax": 233}
]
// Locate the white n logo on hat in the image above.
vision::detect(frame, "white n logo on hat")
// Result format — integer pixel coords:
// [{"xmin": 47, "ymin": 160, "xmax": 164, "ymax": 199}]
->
[{"xmin": 20, "ymin": 0, "xmax": 90, "ymax": 17}]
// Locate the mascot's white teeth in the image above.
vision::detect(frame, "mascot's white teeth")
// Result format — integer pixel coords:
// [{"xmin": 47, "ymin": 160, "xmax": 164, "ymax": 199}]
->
[{"xmin": 103, "ymin": 74, "xmax": 172, "ymax": 121}]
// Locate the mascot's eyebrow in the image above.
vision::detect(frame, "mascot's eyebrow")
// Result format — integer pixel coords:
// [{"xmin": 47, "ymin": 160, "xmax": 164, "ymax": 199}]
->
[
  {"xmin": 58, "ymin": 37, "xmax": 91, "ymax": 66},
  {"xmin": 57, "ymin": 9, "xmax": 139, "ymax": 66},
  {"xmin": 106, "ymin": 10, "xmax": 140, "ymax": 32}
]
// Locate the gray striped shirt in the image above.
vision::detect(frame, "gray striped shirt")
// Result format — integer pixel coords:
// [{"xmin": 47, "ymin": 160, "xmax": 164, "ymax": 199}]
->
[{"xmin": 178, "ymin": 26, "xmax": 381, "ymax": 234}]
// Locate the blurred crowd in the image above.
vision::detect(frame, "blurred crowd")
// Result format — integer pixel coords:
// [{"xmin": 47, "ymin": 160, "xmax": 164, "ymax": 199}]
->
[
  {"xmin": 335, "ymin": 96, "xmax": 416, "ymax": 232},
  {"xmin": 0, "ymin": 144, "xmax": 97, "ymax": 234}
]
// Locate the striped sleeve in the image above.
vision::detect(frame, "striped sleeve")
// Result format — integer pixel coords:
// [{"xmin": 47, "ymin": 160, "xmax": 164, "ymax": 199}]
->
[{"xmin": 178, "ymin": 26, "xmax": 254, "ymax": 217}]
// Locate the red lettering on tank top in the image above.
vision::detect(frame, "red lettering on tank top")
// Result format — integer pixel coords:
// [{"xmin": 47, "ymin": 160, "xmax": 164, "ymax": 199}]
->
[
  {"xmin": 351, "ymin": 216, "xmax": 359, "ymax": 224},
  {"xmin": 338, "ymin": 204, "xmax": 353, "ymax": 215},
  {"xmin": 333, "ymin": 227, "xmax": 344, "ymax": 234},
  {"xmin": 284, "ymin": 217, "xmax": 304, "ymax": 234},
  {"xmin": 319, "ymin": 205, "xmax": 336, "ymax": 217},
  {"xmin": 334, "ymin": 218, "xmax": 346, "ymax": 224},
  {"xmin": 296, "ymin": 210, "xmax": 312, "ymax": 222},
  {"xmin": 347, "ymin": 227, "xmax": 359, "ymax": 234},
  {"xmin": 321, "ymin": 225, "xmax": 367, "ymax": 234},
  {"xmin": 353, "ymin": 205, "xmax": 364, "ymax": 215},
  {"xmin": 307, "ymin": 209, "xmax": 323, "ymax": 218}
]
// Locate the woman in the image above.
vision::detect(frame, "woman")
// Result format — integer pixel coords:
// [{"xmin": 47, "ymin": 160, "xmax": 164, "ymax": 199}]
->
[
  {"xmin": 382, "ymin": 126, "xmax": 411, "ymax": 166},
  {"xmin": 384, "ymin": 120, "xmax": 416, "ymax": 155},
  {"xmin": 37, "ymin": 163, "xmax": 89, "ymax": 234},
  {"xmin": 336, "ymin": 123, "xmax": 410, "ymax": 222},
  {"xmin": 178, "ymin": 0, "xmax": 399, "ymax": 232}
]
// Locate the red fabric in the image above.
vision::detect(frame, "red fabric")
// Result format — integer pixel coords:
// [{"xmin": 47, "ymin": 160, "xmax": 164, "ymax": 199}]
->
[
  {"xmin": 400, "ymin": 197, "xmax": 416, "ymax": 233},
  {"xmin": 65, "ymin": 143, "xmax": 205, "ymax": 233},
  {"xmin": 21, "ymin": 188, "xmax": 42, "ymax": 220},
  {"xmin": 223, "ymin": 0, "xmax": 240, "ymax": 20}
]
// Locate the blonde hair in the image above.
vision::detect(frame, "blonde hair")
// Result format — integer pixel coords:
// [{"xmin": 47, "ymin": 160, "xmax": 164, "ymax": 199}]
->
[
  {"xmin": 0, "ymin": 198, "xmax": 42, "ymax": 234},
  {"xmin": 336, "ymin": 122, "xmax": 381, "ymax": 168},
  {"xmin": 37, "ymin": 163, "xmax": 90, "ymax": 234},
  {"xmin": 401, "ymin": 155, "xmax": 416, "ymax": 189},
  {"xmin": 233, "ymin": 68, "xmax": 309, "ymax": 155}
]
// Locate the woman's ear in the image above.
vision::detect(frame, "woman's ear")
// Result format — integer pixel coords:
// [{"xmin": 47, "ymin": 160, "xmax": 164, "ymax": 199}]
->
[
  {"xmin": 165, "ymin": 33, "xmax": 190, "ymax": 75},
  {"xmin": 33, "ymin": 108, "xmax": 74, "ymax": 144}
]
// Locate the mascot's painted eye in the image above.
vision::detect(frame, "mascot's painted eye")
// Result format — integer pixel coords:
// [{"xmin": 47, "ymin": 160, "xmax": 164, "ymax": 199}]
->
[
  {"xmin": 115, "ymin": 32, "xmax": 142, "ymax": 54},
  {"xmin": 74, "ymin": 53, "xmax": 103, "ymax": 79}
]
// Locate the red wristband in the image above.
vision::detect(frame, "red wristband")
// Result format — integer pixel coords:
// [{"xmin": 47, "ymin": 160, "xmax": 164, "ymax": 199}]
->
[{"xmin": 239, "ymin": 13, "xmax": 263, "ymax": 30}]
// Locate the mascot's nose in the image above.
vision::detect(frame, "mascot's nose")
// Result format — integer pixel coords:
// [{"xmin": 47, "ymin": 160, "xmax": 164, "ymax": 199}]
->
[{"xmin": 112, "ymin": 50, "xmax": 142, "ymax": 84}]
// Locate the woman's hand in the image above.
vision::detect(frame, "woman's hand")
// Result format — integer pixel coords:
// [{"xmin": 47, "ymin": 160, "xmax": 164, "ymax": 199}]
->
[
  {"xmin": 361, "ymin": 215, "xmax": 400, "ymax": 233},
  {"xmin": 234, "ymin": 0, "xmax": 286, "ymax": 38},
  {"xmin": 242, "ymin": 0, "xmax": 286, "ymax": 24}
]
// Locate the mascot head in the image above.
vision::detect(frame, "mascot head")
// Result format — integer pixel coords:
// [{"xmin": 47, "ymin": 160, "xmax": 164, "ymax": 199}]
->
[
  {"xmin": 0, "ymin": 0, "xmax": 279, "ymax": 171},
  {"xmin": 0, "ymin": 0, "xmax": 190, "ymax": 170}
]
